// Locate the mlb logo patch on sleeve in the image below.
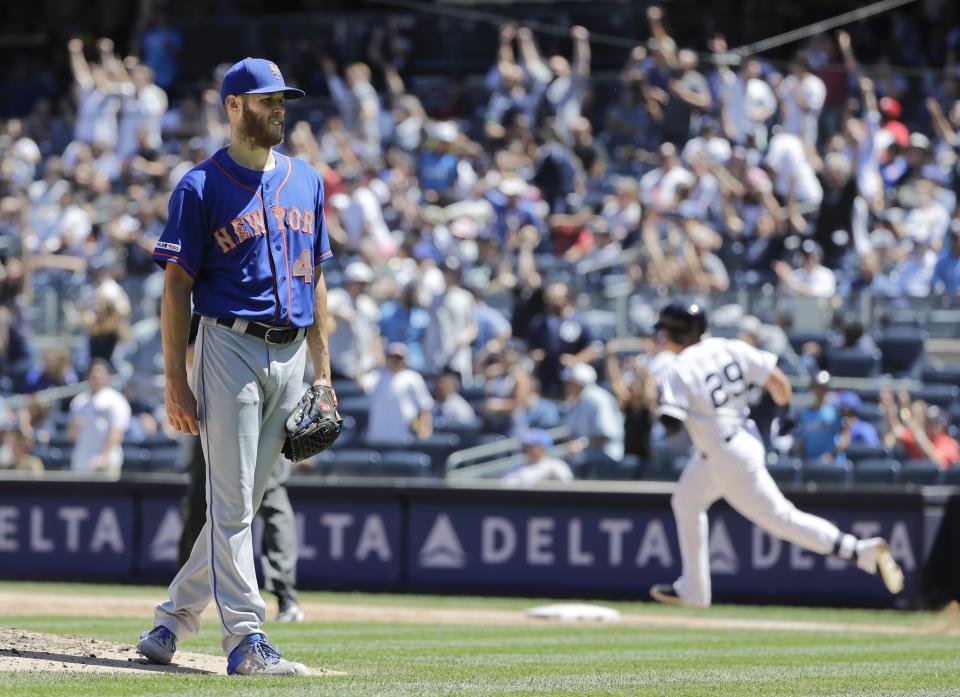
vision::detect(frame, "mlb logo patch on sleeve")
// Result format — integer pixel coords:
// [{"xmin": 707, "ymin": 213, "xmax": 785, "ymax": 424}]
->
[{"xmin": 156, "ymin": 241, "xmax": 182, "ymax": 253}]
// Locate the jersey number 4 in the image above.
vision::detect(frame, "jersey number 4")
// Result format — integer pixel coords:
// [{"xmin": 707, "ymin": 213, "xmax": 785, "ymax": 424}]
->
[
  {"xmin": 704, "ymin": 360, "xmax": 746, "ymax": 407},
  {"xmin": 292, "ymin": 250, "xmax": 313, "ymax": 284}
]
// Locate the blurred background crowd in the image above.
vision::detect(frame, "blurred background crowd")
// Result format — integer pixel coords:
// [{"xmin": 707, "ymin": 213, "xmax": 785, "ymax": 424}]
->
[{"xmin": 2, "ymin": 0, "xmax": 960, "ymax": 486}]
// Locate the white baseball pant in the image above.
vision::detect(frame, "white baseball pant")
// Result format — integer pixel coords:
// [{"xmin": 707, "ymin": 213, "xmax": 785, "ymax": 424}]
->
[{"xmin": 671, "ymin": 425, "xmax": 842, "ymax": 608}]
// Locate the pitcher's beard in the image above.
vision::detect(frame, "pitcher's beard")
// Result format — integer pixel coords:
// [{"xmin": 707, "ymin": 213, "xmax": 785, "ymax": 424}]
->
[{"xmin": 239, "ymin": 108, "xmax": 284, "ymax": 148}]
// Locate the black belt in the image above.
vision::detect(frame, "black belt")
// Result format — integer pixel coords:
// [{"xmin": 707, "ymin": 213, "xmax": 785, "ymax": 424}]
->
[{"xmin": 216, "ymin": 318, "xmax": 304, "ymax": 345}]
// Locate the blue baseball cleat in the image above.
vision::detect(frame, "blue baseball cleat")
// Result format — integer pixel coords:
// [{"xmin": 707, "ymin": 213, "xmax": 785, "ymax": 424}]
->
[
  {"xmin": 137, "ymin": 625, "xmax": 178, "ymax": 665},
  {"xmin": 227, "ymin": 633, "xmax": 309, "ymax": 676}
]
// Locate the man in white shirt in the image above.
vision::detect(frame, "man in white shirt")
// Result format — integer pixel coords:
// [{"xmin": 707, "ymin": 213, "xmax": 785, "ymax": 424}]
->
[
  {"xmin": 68, "ymin": 359, "xmax": 131, "ymax": 478},
  {"xmin": 118, "ymin": 63, "xmax": 169, "ymax": 158},
  {"xmin": 502, "ymin": 429, "xmax": 573, "ymax": 485},
  {"xmin": 328, "ymin": 262, "xmax": 382, "ymax": 380},
  {"xmin": 433, "ymin": 373, "xmax": 477, "ymax": 429},
  {"xmin": 774, "ymin": 241, "xmax": 837, "ymax": 298},
  {"xmin": 764, "ymin": 132, "xmax": 823, "ymax": 207},
  {"xmin": 562, "ymin": 363, "xmax": 625, "ymax": 462},
  {"xmin": 778, "ymin": 53, "xmax": 826, "ymax": 145},
  {"xmin": 717, "ymin": 55, "xmax": 777, "ymax": 146},
  {"xmin": 364, "ymin": 343, "xmax": 434, "ymax": 444},
  {"xmin": 337, "ymin": 170, "xmax": 396, "ymax": 257},
  {"xmin": 423, "ymin": 258, "xmax": 478, "ymax": 384}
]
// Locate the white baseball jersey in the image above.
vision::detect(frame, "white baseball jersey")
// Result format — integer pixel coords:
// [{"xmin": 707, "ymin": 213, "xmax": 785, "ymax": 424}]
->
[{"xmin": 656, "ymin": 337, "xmax": 777, "ymax": 453}]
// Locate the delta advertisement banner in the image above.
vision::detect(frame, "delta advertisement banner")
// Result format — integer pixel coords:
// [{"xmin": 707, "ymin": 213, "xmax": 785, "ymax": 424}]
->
[
  {"xmin": 0, "ymin": 489, "xmax": 922, "ymax": 602},
  {"xmin": 405, "ymin": 502, "xmax": 921, "ymax": 600},
  {"xmin": 0, "ymin": 494, "xmax": 134, "ymax": 578},
  {"xmin": 137, "ymin": 496, "xmax": 402, "ymax": 585}
]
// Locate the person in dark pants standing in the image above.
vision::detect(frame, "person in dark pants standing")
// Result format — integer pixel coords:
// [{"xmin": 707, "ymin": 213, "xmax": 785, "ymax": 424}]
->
[{"xmin": 177, "ymin": 315, "xmax": 304, "ymax": 623}]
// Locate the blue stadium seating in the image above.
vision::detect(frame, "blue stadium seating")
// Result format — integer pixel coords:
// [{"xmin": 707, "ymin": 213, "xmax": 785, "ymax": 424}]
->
[
  {"xmin": 316, "ymin": 448, "xmax": 381, "ymax": 476},
  {"xmin": 766, "ymin": 457, "xmax": 801, "ymax": 486},
  {"xmin": 787, "ymin": 330, "xmax": 831, "ymax": 355},
  {"xmin": 944, "ymin": 467, "xmax": 960, "ymax": 485},
  {"xmin": 586, "ymin": 453, "xmax": 642, "ymax": 480},
  {"xmin": 337, "ymin": 396, "xmax": 371, "ymax": 432},
  {"xmin": 926, "ymin": 310, "xmax": 960, "ymax": 339},
  {"xmin": 852, "ymin": 458, "xmax": 900, "ymax": 484},
  {"xmin": 827, "ymin": 348, "xmax": 881, "ymax": 378},
  {"xmin": 882, "ymin": 309, "xmax": 924, "ymax": 329},
  {"xmin": 121, "ymin": 445, "xmax": 153, "ymax": 472},
  {"xmin": 33, "ymin": 444, "xmax": 68, "ymax": 470},
  {"xmin": 377, "ymin": 451, "xmax": 432, "ymax": 477},
  {"xmin": 437, "ymin": 419, "xmax": 483, "ymax": 448},
  {"xmin": 334, "ymin": 414, "xmax": 358, "ymax": 447},
  {"xmin": 876, "ymin": 329, "xmax": 926, "ymax": 377},
  {"xmin": 913, "ymin": 384, "xmax": 960, "ymax": 410},
  {"xmin": 801, "ymin": 461, "xmax": 852, "ymax": 486},
  {"xmin": 899, "ymin": 460, "xmax": 943, "ymax": 485},
  {"xmin": 921, "ymin": 365, "xmax": 960, "ymax": 389},
  {"xmin": 843, "ymin": 445, "xmax": 889, "ymax": 463},
  {"xmin": 414, "ymin": 432, "xmax": 461, "ymax": 476}
]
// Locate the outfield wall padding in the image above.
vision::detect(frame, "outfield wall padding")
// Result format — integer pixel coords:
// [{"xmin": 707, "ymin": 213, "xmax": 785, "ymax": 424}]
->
[{"xmin": 0, "ymin": 476, "xmax": 956, "ymax": 608}]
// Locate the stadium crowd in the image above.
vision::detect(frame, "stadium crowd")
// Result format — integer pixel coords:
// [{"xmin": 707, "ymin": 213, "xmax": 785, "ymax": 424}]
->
[{"xmin": 2, "ymin": 5, "xmax": 960, "ymax": 484}]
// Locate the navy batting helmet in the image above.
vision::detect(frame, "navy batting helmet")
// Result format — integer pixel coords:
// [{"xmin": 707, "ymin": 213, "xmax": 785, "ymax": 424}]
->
[{"xmin": 654, "ymin": 301, "xmax": 708, "ymax": 344}]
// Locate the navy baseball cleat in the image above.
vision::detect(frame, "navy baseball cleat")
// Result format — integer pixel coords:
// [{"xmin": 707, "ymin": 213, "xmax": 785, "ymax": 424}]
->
[
  {"xmin": 227, "ymin": 633, "xmax": 309, "ymax": 676},
  {"xmin": 650, "ymin": 583, "xmax": 684, "ymax": 606},
  {"xmin": 137, "ymin": 625, "xmax": 177, "ymax": 664}
]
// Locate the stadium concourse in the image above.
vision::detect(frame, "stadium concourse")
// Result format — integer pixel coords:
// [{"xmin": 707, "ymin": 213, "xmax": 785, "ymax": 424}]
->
[{"xmin": 2, "ymin": 3, "xmax": 960, "ymax": 488}]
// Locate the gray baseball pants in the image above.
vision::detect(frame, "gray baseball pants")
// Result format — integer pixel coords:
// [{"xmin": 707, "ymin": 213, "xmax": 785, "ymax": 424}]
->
[{"xmin": 154, "ymin": 317, "xmax": 306, "ymax": 654}]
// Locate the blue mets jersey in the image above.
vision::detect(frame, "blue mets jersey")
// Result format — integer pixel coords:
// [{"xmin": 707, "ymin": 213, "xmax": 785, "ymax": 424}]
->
[{"xmin": 152, "ymin": 147, "xmax": 333, "ymax": 327}]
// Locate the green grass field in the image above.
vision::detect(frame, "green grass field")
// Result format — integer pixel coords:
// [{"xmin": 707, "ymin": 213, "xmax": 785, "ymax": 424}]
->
[{"xmin": 2, "ymin": 582, "xmax": 959, "ymax": 696}]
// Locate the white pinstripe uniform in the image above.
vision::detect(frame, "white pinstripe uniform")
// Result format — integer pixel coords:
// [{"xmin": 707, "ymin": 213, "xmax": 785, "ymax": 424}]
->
[{"xmin": 656, "ymin": 337, "xmax": 900, "ymax": 608}]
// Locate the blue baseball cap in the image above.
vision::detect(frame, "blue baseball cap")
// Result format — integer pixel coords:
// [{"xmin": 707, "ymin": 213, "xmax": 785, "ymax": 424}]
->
[
  {"xmin": 220, "ymin": 58, "xmax": 305, "ymax": 105},
  {"xmin": 521, "ymin": 429, "xmax": 553, "ymax": 449},
  {"xmin": 834, "ymin": 390, "xmax": 862, "ymax": 413}
]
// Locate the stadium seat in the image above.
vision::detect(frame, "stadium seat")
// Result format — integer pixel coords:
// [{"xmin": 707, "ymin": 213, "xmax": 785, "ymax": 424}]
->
[
  {"xmin": 334, "ymin": 414, "xmax": 358, "ymax": 448},
  {"xmin": 766, "ymin": 457, "xmax": 801, "ymax": 486},
  {"xmin": 33, "ymin": 444, "xmax": 68, "ymax": 470},
  {"xmin": 149, "ymin": 447, "xmax": 181, "ymax": 471},
  {"xmin": 414, "ymin": 432, "xmax": 461, "ymax": 476},
  {"xmin": 331, "ymin": 381, "xmax": 364, "ymax": 400},
  {"xmin": 853, "ymin": 402, "xmax": 884, "ymax": 422},
  {"xmin": 882, "ymin": 309, "xmax": 924, "ymax": 330},
  {"xmin": 921, "ymin": 365, "xmax": 960, "ymax": 389},
  {"xmin": 787, "ymin": 330, "xmax": 831, "ymax": 355},
  {"xmin": 437, "ymin": 419, "xmax": 483, "ymax": 448},
  {"xmin": 926, "ymin": 310, "xmax": 960, "ymax": 339},
  {"xmin": 337, "ymin": 396, "xmax": 371, "ymax": 431},
  {"xmin": 476, "ymin": 433, "xmax": 510, "ymax": 447},
  {"xmin": 48, "ymin": 433, "xmax": 74, "ymax": 450},
  {"xmin": 587, "ymin": 453, "xmax": 642, "ymax": 480},
  {"xmin": 877, "ymin": 329, "xmax": 926, "ymax": 377},
  {"xmin": 121, "ymin": 445, "xmax": 153, "ymax": 472},
  {"xmin": 899, "ymin": 460, "xmax": 943, "ymax": 485},
  {"xmin": 827, "ymin": 348, "xmax": 881, "ymax": 378},
  {"xmin": 852, "ymin": 458, "xmax": 900, "ymax": 485},
  {"xmin": 843, "ymin": 445, "xmax": 889, "ymax": 463},
  {"xmin": 316, "ymin": 448, "xmax": 381, "ymax": 476},
  {"xmin": 944, "ymin": 467, "xmax": 960, "ymax": 485},
  {"xmin": 457, "ymin": 387, "xmax": 486, "ymax": 405},
  {"xmin": 137, "ymin": 434, "xmax": 180, "ymax": 450},
  {"xmin": 913, "ymin": 384, "xmax": 960, "ymax": 410},
  {"xmin": 377, "ymin": 451, "xmax": 432, "ymax": 477},
  {"xmin": 801, "ymin": 461, "xmax": 852, "ymax": 487}
]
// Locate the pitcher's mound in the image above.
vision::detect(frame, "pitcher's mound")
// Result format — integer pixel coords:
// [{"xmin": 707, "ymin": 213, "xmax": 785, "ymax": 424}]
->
[{"xmin": 0, "ymin": 628, "xmax": 344, "ymax": 676}]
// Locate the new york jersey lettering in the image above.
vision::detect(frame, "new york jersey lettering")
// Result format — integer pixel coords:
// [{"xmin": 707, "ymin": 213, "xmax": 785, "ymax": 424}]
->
[{"xmin": 151, "ymin": 149, "xmax": 333, "ymax": 327}]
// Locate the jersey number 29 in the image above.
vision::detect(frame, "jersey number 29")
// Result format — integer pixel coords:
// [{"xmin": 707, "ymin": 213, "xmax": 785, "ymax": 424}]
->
[{"xmin": 704, "ymin": 360, "xmax": 746, "ymax": 407}]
